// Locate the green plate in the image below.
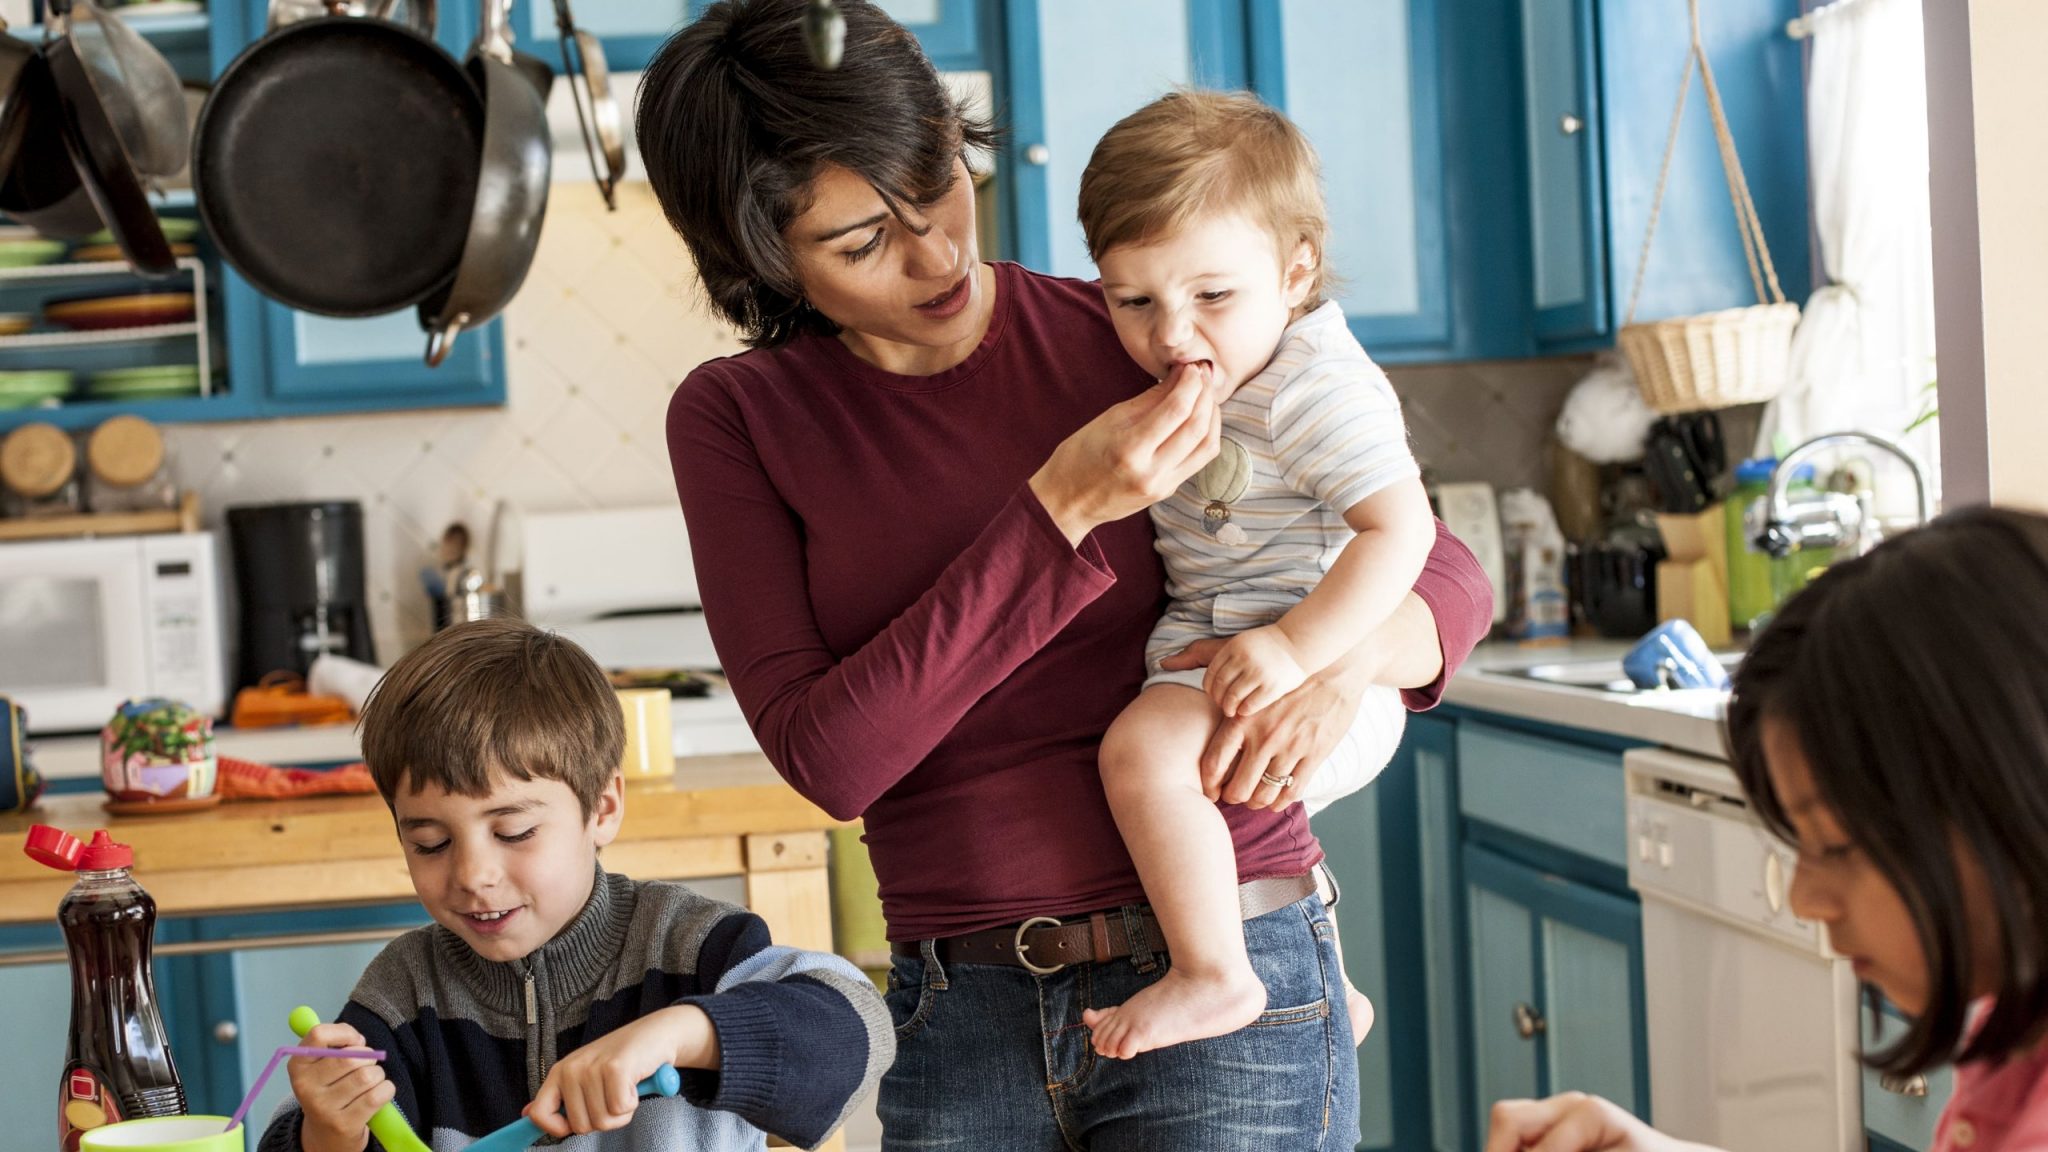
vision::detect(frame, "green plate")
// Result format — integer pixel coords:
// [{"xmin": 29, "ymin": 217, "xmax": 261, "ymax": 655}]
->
[
  {"xmin": 89, "ymin": 364, "xmax": 201, "ymax": 388},
  {"xmin": 0, "ymin": 239, "xmax": 67, "ymax": 268},
  {"xmin": 83, "ymin": 218, "xmax": 200, "ymax": 244},
  {"xmin": 0, "ymin": 369, "xmax": 74, "ymax": 394}
]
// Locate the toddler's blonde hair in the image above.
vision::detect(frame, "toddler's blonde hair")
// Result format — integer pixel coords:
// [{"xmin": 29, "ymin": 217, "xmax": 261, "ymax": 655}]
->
[{"xmin": 1078, "ymin": 88, "xmax": 1331, "ymax": 307}]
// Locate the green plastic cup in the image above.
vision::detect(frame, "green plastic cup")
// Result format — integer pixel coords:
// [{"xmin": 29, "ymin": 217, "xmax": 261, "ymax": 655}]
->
[{"xmin": 80, "ymin": 1117, "xmax": 243, "ymax": 1151}]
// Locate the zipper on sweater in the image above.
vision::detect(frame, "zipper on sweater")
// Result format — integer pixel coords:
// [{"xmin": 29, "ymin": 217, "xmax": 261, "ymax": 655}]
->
[{"xmin": 524, "ymin": 969, "xmax": 537, "ymax": 1026}]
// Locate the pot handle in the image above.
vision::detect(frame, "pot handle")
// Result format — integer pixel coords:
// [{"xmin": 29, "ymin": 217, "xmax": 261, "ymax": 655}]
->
[{"xmin": 424, "ymin": 315, "xmax": 466, "ymax": 368}]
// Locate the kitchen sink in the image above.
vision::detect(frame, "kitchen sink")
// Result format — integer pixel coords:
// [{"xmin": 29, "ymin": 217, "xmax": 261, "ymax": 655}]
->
[{"xmin": 1487, "ymin": 653, "xmax": 1743, "ymax": 695}]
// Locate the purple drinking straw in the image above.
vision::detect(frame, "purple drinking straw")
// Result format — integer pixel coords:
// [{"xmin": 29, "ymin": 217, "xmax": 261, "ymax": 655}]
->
[{"xmin": 225, "ymin": 1045, "xmax": 386, "ymax": 1133}]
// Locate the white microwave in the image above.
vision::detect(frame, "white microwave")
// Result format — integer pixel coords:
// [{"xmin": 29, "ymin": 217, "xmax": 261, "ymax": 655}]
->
[{"xmin": 0, "ymin": 532, "xmax": 226, "ymax": 735}]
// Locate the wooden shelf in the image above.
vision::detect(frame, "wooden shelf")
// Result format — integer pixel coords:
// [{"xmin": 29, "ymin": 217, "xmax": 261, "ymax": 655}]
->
[{"xmin": 0, "ymin": 489, "xmax": 198, "ymax": 542}]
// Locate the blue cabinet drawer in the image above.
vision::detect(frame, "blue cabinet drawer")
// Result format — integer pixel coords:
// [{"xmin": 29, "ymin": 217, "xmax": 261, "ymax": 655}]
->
[{"xmin": 1457, "ymin": 722, "xmax": 1627, "ymax": 869}]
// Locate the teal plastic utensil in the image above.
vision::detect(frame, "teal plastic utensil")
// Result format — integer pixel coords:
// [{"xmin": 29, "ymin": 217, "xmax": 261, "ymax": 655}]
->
[
  {"xmin": 464, "ymin": 1063, "xmax": 683, "ymax": 1152},
  {"xmin": 288, "ymin": 1006, "xmax": 433, "ymax": 1152}
]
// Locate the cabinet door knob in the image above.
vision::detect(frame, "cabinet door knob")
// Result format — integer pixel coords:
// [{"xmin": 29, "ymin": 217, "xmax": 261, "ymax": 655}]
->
[
  {"xmin": 1559, "ymin": 113, "xmax": 1585, "ymax": 136},
  {"xmin": 214, "ymin": 1020, "xmax": 240, "ymax": 1044},
  {"xmin": 1880, "ymin": 1073, "xmax": 1930, "ymax": 1098},
  {"xmin": 1513, "ymin": 1001, "xmax": 1547, "ymax": 1039},
  {"xmin": 1024, "ymin": 143, "xmax": 1051, "ymax": 166}
]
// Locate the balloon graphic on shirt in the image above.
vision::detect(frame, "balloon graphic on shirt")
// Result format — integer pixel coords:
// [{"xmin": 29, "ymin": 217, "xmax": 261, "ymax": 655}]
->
[{"xmin": 1197, "ymin": 437, "xmax": 1253, "ymax": 544}]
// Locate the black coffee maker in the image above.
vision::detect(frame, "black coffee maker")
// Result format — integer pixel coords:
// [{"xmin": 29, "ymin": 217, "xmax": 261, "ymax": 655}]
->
[{"xmin": 227, "ymin": 501, "xmax": 376, "ymax": 692}]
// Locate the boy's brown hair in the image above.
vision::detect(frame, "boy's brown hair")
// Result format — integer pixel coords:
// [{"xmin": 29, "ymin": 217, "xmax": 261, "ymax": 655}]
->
[
  {"xmin": 1078, "ymin": 88, "xmax": 1331, "ymax": 307},
  {"xmin": 360, "ymin": 618, "xmax": 623, "ymax": 820}
]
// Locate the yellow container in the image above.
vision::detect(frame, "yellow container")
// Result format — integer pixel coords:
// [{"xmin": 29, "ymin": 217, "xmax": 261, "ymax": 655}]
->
[
  {"xmin": 617, "ymin": 688, "xmax": 674, "ymax": 782},
  {"xmin": 82, "ymin": 1116, "xmax": 243, "ymax": 1152}
]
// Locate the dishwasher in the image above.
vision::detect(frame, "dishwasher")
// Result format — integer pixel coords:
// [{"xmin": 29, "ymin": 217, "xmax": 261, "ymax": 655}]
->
[{"xmin": 1624, "ymin": 746, "xmax": 1862, "ymax": 1151}]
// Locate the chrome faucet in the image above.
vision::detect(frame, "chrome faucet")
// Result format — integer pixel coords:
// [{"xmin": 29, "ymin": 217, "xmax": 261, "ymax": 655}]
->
[{"xmin": 1753, "ymin": 432, "xmax": 1932, "ymax": 559}]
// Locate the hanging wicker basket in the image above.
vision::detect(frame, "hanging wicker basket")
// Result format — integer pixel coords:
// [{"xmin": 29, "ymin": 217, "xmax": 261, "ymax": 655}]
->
[{"xmin": 1617, "ymin": 0, "xmax": 1799, "ymax": 415}]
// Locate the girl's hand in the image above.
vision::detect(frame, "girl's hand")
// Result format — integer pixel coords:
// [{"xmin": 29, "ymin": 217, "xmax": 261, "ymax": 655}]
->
[
  {"xmin": 1161, "ymin": 638, "xmax": 1364, "ymax": 810},
  {"xmin": 1029, "ymin": 360, "xmax": 1221, "ymax": 546},
  {"xmin": 284, "ymin": 1023, "xmax": 390, "ymax": 1152},
  {"xmin": 1484, "ymin": 1093, "xmax": 1707, "ymax": 1152},
  {"xmin": 1203, "ymin": 626, "xmax": 1309, "ymax": 718}
]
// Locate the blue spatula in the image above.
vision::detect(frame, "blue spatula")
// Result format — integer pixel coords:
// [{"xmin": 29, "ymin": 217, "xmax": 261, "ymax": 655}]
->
[{"xmin": 464, "ymin": 1063, "xmax": 684, "ymax": 1152}]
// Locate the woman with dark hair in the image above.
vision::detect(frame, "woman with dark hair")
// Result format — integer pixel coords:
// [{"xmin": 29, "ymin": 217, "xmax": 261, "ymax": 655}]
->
[
  {"xmin": 636, "ymin": 1, "xmax": 1494, "ymax": 1146},
  {"xmin": 1487, "ymin": 505, "xmax": 2048, "ymax": 1152}
]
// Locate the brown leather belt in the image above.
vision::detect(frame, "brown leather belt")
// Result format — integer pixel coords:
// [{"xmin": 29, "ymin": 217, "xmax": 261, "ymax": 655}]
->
[{"xmin": 891, "ymin": 872, "xmax": 1317, "ymax": 973}]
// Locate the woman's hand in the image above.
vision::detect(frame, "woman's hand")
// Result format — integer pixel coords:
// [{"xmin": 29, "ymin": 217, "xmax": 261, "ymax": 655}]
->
[
  {"xmin": 1029, "ymin": 361, "xmax": 1221, "ymax": 546},
  {"xmin": 1484, "ymin": 1093, "xmax": 1710, "ymax": 1152},
  {"xmin": 1161, "ymin": 637, "xmax": 1365, "ymax": 810}
]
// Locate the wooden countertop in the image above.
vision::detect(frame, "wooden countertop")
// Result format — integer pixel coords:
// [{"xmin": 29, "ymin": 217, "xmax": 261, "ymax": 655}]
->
[{"xmin": 0, "ymin": 755, "xmax": 840, "ymax": 927}]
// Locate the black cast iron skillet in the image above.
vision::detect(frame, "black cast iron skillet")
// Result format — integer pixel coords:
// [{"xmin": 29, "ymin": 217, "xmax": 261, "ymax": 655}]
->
[
  {"xmin": 0, "ymin": 21, "xmax": 35, "ymax": 177},
  {"xmin": 0, "ymin": 54, "xmax": 101, "ymax": 237},
  {"xmin": 194, "ymin": 15, "xmax": 483, "ymax": 316},
  {"xmin": 417, "ymin": 0, "xmax": 548, "ymax": 366},
  {"xmin": 42, "ymin": 0, "xmax": 171, "ymax": 274}
]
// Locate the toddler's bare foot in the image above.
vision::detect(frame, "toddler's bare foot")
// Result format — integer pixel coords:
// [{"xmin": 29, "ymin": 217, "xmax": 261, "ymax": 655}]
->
[
  {"xmin": 1347, "ymin": 986, "xmax": 1374, "ymax": 1047},
  {"xmin": 1081, "ymin": 966, "xmax": 1265, "ymax": 1059}
]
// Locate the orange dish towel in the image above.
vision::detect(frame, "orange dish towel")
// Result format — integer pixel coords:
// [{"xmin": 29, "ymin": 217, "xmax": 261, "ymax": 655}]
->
[{"xmin": 219, "ymin": 756, "xmax": 377, "ymax": 801}]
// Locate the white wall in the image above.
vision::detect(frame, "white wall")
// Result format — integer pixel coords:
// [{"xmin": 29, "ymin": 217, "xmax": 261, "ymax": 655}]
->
[{"xmin": 1925, "ymin": 0, "xmax": 2048, "ymax": 510}]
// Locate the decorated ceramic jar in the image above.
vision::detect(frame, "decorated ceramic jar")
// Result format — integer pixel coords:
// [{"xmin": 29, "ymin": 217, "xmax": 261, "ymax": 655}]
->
[{"xmin": 101, "ymin": 699, "xmax": 217, "ymax": 802}]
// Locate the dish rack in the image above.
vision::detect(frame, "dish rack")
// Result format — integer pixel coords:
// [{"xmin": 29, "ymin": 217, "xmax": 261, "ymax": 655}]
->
[{"xmin": 0, "ymin": 257, "xmax": 213, "ymax": 400}]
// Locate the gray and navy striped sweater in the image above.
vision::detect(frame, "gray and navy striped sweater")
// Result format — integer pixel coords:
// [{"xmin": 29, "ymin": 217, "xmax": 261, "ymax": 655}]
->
[{"xmin": 257, "ymin": 868, "xmax": 891, "ymax": 1151}]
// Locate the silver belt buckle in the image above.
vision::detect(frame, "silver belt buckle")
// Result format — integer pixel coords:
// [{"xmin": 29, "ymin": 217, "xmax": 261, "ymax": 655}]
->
[{"xmin": 1013, "ymin": 915, "xmax": 1066, "ymax": 974}]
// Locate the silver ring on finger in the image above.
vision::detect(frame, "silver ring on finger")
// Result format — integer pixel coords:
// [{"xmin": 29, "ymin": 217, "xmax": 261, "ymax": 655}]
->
[{"xmin": 1260, "ymin": 770, "xmax": 1294, "ymax": 789}]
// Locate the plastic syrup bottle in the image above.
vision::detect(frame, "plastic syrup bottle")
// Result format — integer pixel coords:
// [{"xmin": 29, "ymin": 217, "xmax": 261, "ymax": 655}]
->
[{"xmin": 25, "ymin": 824, "xmax": 186, "ymax": 1151}]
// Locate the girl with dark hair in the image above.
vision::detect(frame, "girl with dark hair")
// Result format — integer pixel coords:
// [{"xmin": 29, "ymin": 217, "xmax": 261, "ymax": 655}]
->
[
  {"xmin": 1487, "ymin": 505, "xmax": 2048, "ymax": 1152},
  {"xmin": 636, "ymin": 1, "xmax": 1494, "ymax": 1146}
]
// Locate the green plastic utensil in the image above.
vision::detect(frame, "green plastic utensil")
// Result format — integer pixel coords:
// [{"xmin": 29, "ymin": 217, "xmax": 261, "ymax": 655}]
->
[{"xmin": 289, "ymin": 1007, "xmax": 434, "ymax": 1152}]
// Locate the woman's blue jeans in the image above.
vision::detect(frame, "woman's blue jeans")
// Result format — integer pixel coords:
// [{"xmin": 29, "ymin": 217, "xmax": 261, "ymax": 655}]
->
[{"xmin": 878, "ymin": 893, "xmax": 1360, "ymax": 1150}]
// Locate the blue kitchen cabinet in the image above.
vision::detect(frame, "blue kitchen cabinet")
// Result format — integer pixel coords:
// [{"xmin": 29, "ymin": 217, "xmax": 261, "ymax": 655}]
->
[
  {"xmin": 0, "ymin": 920, "xmax": 208, "ymax": 1135},
  {"xmin": 1410, "ymin": 714, "xmax": 1471, "ymax": 1152},
  {"xmin": 1312, "ymin": 710, "xmax": 1440, "ymax": 1151},
  {"xmin": 171, "ymin": 903, "xmax": 432, "ymax": 1141},
  {"xmin": 0, "ymin": 945, "xmax": 73, "ymax": 1136},
  {"xmin": 1004, "ymin": 0, "xmax": 1248, "ymax": 279},
  {"xmin": 1516, "ymin": 0, "xmax": 1606, "ymax": 343},
  {"xmin": 1444, "ymin": 713, "xmax": 1647, "ymax": 1149},
  {"xmin": 1463, "ymin": 845, "xmax": 1648, "ymax": 1137},
  {"xmin": 1248, "ymin": 0, "xmax": 1451, "ymax": 355},
  {"xmin": 1518, "ymin": 0, "xmax": 1808, "ymax": 350}
]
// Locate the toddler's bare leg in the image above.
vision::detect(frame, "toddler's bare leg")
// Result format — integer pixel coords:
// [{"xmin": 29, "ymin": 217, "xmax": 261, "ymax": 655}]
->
[{"xmin": 1082, "ymin": 684, "xmax": 1265, "ymax": 1058}]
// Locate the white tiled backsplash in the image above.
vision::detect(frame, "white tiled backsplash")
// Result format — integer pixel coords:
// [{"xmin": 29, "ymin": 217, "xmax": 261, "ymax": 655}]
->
[{"xmin": 164, "ymin": 181, "xmax": 1592, "ymax": 665}]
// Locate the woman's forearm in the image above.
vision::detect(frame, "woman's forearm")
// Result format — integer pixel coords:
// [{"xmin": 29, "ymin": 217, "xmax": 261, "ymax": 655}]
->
[{"xmin": 1323, "ymin": 591, "xmax": 1445, "ymax": 692}]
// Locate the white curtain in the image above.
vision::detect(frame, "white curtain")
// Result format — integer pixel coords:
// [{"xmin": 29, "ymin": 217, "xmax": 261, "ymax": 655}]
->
[{"xmin": 1757, "ymin": 0, "xmax": 1938, "ymax": 512}]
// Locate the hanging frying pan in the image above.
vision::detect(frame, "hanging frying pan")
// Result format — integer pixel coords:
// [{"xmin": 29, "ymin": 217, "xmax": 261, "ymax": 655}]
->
[
  {"xmin": 416, "ymin": 0, "xmax": 548, "ymax": 366},
  {"xmin": 193, "ymin": 13, "xmax": 482, "ymax": 316},
  {"xmin": 0, "ymin": 50, "xmax": 102, "ymax": 239},
  {"xmin": 0, "ymin": 19, "xmax": 35, "ymax": 177},
  {"xmin": 42, "ymin": 0, "xmax": 172, "ymax": 275}
]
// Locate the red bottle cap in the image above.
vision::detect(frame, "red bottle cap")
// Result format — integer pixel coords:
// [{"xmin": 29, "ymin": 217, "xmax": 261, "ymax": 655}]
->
[
  {"xmin": 77, "ymin": 831, "xmax": 134, "ymax": 871},
  {"xmin": 23, "ymin": 824, "xmax": 82, "ymax": 871},
  {"xmin": 23, "ymin": 826, "xmax": 133, "ymax": 872}
]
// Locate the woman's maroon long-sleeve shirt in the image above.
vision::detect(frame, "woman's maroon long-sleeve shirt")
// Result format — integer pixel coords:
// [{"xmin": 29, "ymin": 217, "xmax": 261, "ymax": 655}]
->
[{"xmin": 668, "ymin": 262, "xmax": 1493, "ymax": 940}]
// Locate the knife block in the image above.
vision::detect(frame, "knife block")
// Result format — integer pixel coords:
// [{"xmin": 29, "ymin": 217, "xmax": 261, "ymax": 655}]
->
[{"xmin": 1653, "ymin": 506, "xmax": 1731, "ymax": 649}]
